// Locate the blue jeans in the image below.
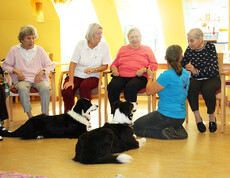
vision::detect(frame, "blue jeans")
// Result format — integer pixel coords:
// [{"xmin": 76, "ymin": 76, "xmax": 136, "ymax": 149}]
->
[{"xmin": 133, "ymin": 111, "xmax": 186, "ymax": 139}]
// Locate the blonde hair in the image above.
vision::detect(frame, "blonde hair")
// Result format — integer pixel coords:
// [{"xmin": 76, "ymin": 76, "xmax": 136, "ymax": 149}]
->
[
  {"xmin": 165, "ymin": 45, "xmax": 183, "ymax": 76},
  {"xmin": 18, "ymin": 24, "xmax": 38, "ymax": 43},
  {"xmin": 127, "ymin": 27, "xmax": 142, "ymax": 38},
  {"xmin": 85, "ymin": 23, "xmax": 103, "ymax": 43},
  {"xmin": 187, "ymin": 28, "xmax": 203, "ymax": 39}
]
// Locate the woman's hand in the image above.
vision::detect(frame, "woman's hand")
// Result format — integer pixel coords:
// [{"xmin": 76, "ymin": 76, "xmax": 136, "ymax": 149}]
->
[
  {"xmin": 112, "ymin": 67, "xmax": 119, "ymax": 76},
  {"xmin": 84, "ymin": 68, "xmax": 96, "ymax": 74},
  {"xmin": 63, "ymin": 81, "xmax": 74, "ymax": 90},
  {"xmin": 147, "ymin": 67, "xmax": 154, "ymax": 78},
  {"xmin": 185, "ymin": 62, "xmax": 197, "ymax": 74},
  {"xmin": 136, "ymin": 68, "xmax": 146, "ymax": 77},
  {"xmin": 34, "ymin": 70, "xmax": 45, "ymax": 84},
  {"xmin": 14, "ymin": 69, "xmax": 25, "ymax": 81}
]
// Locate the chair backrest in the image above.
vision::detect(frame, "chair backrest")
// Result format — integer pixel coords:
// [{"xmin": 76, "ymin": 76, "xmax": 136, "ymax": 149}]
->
[{"xmin": 217, "ymin": 53, "xmax": 223, "ymax": 74}]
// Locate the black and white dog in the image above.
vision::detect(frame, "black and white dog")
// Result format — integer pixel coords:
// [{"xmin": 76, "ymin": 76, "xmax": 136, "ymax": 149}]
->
[
  {"xmin": 73, "ymin": 100, "xmax": 146, "ymax": 164},
  {"xmin": 0, "ymin": 98, "xmax": 97, "ymax": 139}
]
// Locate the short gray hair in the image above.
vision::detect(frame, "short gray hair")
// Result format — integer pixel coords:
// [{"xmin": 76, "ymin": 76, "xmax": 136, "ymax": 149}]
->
[
  {"xmin": 85, "ymin": 23, "xmax": 103, "ymax": 42},
  {"xmin": 18, "ymin": 24, "xmax": 38, "ymax": 43},
  {"xmin": 187, "ymin": 28, "xmax": 203, "ymax": 39},
  {"xmin": 127, "ymin": 27, "xmax": 142, "ymax": 38}
]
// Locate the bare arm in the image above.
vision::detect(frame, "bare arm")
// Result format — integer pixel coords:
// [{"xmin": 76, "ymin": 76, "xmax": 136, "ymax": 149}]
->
[
  {"xmin": 84, "ymin": 64, "xmax": 108, "ymax": 74},
  {"xmin": 146, "ymin": 68, "xmax": 164, "ymax": 95}
]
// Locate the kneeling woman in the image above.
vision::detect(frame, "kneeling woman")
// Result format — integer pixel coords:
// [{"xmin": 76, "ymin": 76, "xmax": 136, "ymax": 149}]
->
[{"xmin": 133, "ymin": 45, "xmax": 190, "ymax": 139}]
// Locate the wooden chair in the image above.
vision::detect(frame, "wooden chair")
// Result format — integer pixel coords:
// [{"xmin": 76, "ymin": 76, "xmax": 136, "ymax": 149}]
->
[
  {"xmin": 185, "ymin": 53, "xmax": 227, "ymax": 133},
  {"xmin": 4, "ymin": 70, "xmax": 56, "ymax": 127},
  {"xmin": 58, "ymin": 71, "xmax": 107, "ymax": 127},
  {"xmin": 103, "ymin": 70, "xmax": 156, "ymax": 123}
]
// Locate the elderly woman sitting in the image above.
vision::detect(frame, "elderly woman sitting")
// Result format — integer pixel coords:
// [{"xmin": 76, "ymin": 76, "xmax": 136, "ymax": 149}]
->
[
  {"xmin": 181, "ymin": 28, "xmax": 220, "ymax": 133},
  {"xmin": 61, "ymin": 23, "xmax": 111, "ymax": 113},
  {"xmin": 2, "ymin": 24, "xmax": 55, "ymax": 119},
  {"xmin": 107, "ymin": 27, "xmax": 158, "ymax": 112}
]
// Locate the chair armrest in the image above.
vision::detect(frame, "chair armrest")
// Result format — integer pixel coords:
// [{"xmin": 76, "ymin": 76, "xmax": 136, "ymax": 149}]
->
[{"xmin": 58, "ymin": 71, "xmax": 69, "ymax": 96}]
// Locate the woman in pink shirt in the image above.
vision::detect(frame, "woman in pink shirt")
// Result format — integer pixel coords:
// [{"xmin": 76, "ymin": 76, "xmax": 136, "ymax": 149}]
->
[
  {"xmin": 2, "ymin": 24, "xmax": 55, "ymax": 119},
  {"xmin": 108, "ymin": 27, "xmax": 158, "ymax": 113}
]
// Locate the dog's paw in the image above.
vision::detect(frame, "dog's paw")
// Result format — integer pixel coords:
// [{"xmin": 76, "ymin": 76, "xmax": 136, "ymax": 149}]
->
[
  {"xmin": 114, "ymin": 174, "xmax": 125, "ymax": 178},
  {"xmin": 117, "ymin": 154, "xmax": 133, "ymax": 163},
  {"xmin": 36, "ymin": 136, "xmax": 44, "ymax": 139},
  {"xmin": 137, "ymin": 137, "xmax": 147, "ymax": 147}
]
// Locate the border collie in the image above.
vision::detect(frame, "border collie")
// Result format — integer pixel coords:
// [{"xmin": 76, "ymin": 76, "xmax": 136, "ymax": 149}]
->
[
  {"xmin": 73, "ymin": 100, "xmax": 146, "ymax": 164},
  {"xmin": 0, "ymin": 98, "xmax": 97, "ymax": 139}
]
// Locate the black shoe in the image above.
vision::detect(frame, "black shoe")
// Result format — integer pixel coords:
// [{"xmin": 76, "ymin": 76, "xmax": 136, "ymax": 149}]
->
[
  {"xmin": 197, "ymin": 122, "xmax": 206, "ymax": 133},
  {"xmin": 209, "ymin": 118, "xmax": 217, "ymax": 133}
]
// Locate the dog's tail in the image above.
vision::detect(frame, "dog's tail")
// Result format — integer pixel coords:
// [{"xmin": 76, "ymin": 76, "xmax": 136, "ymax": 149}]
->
[{"xmin": 94, "ymin": 154, "xmax": 133, "ymax": 164}]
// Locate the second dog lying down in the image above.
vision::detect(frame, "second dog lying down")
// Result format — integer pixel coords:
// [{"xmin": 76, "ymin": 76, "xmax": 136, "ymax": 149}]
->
[
  {"xmin": 0, "ymin": 98, "xmax": 97, "ymax": 139},
  {"xmin": 73, "ymin": 100, "xmax": 146, "ymax": 164}
]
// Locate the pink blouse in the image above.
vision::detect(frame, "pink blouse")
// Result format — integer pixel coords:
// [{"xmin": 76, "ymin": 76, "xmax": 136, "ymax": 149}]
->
[{"xmin": 110, "ymin": 45, "xmax": 158, "ymax": 77}]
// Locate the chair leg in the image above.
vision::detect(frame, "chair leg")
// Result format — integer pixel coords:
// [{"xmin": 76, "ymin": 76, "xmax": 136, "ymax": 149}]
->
[
  {"xmin": 52, "ymin": 94, "xmax": 56, "ymax": 115},
  {"xmin": 104, "ymin": 74, "xmax": 108, "ymax": 123},
  {"xmin": 216, "ymin": 99, "xmax": 220, "ymax": 114},
  {"xmin": 152, "ymin": 94, "xmax": 156, "ymax": 111},
  {"xmin": 5, "ymin": 96, "xmax": 10, "ymax": 129},
  {"xmin": 9, "ymin": 96, "xmax": 13, "ymax": 122},
  {"xmin": 59, "ymin": 95, "xmax": 62, "ymax": 114},
  {"xmin": 98, "ymin": 93, "xmax": 102, "ymax": 127},
  {"xmin": 220, "ymin": 74, "xmax": 225, "ymax": 133},
  {"xmin": 147, "ymin": 95, "xmax": 151, "ymax": 113}
]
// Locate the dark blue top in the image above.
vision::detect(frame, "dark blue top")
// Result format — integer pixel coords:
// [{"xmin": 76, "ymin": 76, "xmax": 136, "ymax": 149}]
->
[{"xmin": 181, "ymin": 42, "xmax": 219, "ymax": 79}]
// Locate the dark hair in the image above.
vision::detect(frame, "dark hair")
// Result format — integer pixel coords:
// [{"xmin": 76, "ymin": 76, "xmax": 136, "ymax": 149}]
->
[{"xmin": 165, "ymin": 45, "xmax": 183, "ymax": 76}]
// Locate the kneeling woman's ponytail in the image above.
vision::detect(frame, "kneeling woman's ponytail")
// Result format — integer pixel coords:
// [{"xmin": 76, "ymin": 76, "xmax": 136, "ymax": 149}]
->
[{"xmin": 165, "ymin": 45, "xmax": 183, "ymax": 76}]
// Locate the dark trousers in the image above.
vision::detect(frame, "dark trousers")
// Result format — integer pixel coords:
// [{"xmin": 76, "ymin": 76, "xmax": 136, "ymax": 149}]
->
[
  {"xmin": 133, "ymin": 111, "xmax": 186, "ymax": 139},
  {"xmin": 107, "ymin": 76, "xmax": 147, "ymax": 109},
  {"xmin": 187, "ymin": 78, "xmax": 221, "ymax": 114},
  {"xmin": 62, "ymin": 76, "xmax": 99, "ymax": 112},
  {"xmin": 0, "ymin": 85, "xmax": 8, "ymax": 121}
]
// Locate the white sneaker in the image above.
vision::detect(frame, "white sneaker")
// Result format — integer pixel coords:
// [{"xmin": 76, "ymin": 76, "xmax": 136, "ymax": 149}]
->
[{"xmin": 0, "ymin": 136, "xmax": 3, "ymax": 141}]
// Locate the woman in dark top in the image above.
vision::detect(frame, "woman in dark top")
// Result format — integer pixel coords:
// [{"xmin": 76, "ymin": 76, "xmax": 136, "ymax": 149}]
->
[{"xmin": 181, "ymin": 28, "xmax": 220, "ymax": 133}]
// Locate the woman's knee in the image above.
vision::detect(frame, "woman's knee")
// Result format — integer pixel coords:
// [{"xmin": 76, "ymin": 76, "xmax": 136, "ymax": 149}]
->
[
  {"xmin": 62, "ymin": 88, "xmax": 75, "ymax": 98},
  {"xmin": 39, "ymin": 86, "xmax": 50, "ymax": 95}
]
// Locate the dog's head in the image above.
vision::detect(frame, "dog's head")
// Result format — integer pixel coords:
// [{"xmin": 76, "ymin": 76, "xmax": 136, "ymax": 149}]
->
[
  {"xmin": 72, "ymin": 98, "xmax": 98, "ymax": 119},
  {"xmin": 112, "ymin": 100, "xmax": 137, "ymax": 124}
]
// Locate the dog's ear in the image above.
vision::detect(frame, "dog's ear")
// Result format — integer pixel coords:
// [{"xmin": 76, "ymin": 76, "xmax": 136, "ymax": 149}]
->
[
  {"xmin": 118, "ymin": 101, "xmax": 134, "ymax": 117},
  {"xmin": 73, "ymin": 98, "xmax": 91, "ymax": 114},
  {"xmin": 111, "ymin": 100, "xmax": 122, "ymax": 114}
]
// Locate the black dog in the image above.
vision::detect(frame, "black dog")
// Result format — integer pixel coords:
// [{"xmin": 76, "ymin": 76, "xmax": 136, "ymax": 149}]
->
[
  {"xmin": 73, "ymin": 100, "xmax": 146, "ymax": 164},
  {"xmin": 0, "ymin": 98, "xmax": 98, "ymax": 139}
]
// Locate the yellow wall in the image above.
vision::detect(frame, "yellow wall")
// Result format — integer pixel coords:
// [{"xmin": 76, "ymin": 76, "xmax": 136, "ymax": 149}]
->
[
  {"xmin": 0, "ymin": 0, "xmax": 60, "ymax": 61},
  {"xmin": 91, "ymin": 0, "xmax": 187, "ymax": 58},
  {"xmin": 0, "ymin": 0, "xmax": 61, "ymax": 96},
  {"xmin": 91, "ymin": 0, "xmax": 125, "ymax": 59},
  {"xmin": 157, "ymin": 0, "xmax": 187, "ymax": 51}
]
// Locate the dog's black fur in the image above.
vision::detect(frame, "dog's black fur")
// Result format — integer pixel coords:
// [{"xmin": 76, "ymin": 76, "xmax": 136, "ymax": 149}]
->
[
  {"xmin": 73, "ymin": 100, "xmax": 146, "ymax": 164},
  {"xmin": 0, "ymin": 98, "xmax": 97, "ymax": 139}
]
